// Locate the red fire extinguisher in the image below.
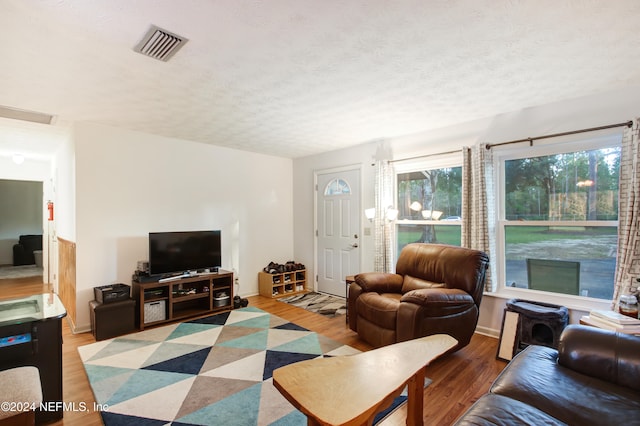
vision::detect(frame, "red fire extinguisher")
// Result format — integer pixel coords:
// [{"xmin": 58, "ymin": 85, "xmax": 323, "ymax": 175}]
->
[{"xmin": 47, "ymin": 201, "xmax": 54, "ymax": 221}]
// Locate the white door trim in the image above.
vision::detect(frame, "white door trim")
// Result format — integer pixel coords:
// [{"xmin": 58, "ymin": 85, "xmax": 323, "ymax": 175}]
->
[{"xmin": 313, "ymin": 164, "xmax": 363, "ymax": 294}]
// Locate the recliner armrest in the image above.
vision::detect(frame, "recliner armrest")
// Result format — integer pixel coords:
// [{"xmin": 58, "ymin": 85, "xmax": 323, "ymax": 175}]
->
[
  {"xmin": 558, "ymin": 324, "xmax": 640, "ymax": 391},
  {"xmin": 355, "ymin": 272, "xmax": 403, "ymax": 293},
  {"xmin": 400, "ymin": 288, "xmax": 476, "ymax": 319},
  {"xmin": 401, "ymin": 288, "xmax": 474, "ymax": 305}
]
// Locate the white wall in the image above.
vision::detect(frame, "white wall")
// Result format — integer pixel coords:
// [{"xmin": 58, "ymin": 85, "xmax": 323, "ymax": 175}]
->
[
  {"xmin": 0, "ymin": 157, "xmax": 51, "ymax": 182},
  {"xmin": 72, "ymin": 122, "xmax": 294, "ymax": 332},
  {"xmin": 293, "ymin": 144, "xmax": 379, "ymax": 280},
  {"xmin": 0, "ymin": 119, "xmax": 69, "ymax": 285},
  {"xmin": 53, "ymin": 133, "xmax": 76, "ymax": 243},
  {"xmin": 47, "ymin": 133, "xmax": 76, "ymax": 291},
  {"xmin": 293, "ymin": 85, "xmax": 640, "ymax": 336}
]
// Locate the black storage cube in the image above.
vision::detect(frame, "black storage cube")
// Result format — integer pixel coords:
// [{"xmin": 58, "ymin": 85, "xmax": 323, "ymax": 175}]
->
[{"xmin": 89, "ymin": 299, "xmax": 136, "ymax": 341}]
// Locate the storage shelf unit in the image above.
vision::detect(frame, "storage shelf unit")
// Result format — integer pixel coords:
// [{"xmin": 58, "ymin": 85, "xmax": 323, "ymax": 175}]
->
[
  {"xmin": 259, "ymin": 270, "xmax": 307, "ymax": 298},
  {"xmin": 133, "ymin": 270, "xmax": 233, "ymax": 330}
]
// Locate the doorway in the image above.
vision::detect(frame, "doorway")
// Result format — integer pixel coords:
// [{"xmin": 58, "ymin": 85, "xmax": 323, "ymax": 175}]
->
[
  {"xmin": 315, "ymin": 167, "xmax": 361, "ymax": 297},
  {"xmin": 0, "ymin": 179, "xmax": 45, "ymax": 281}
]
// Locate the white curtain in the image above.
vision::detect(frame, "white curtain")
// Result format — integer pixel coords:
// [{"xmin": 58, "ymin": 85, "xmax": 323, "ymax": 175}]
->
[
  {"xmin": 613, "ymin": 119, "xmax": 640, "ymax": 308},
  {"xmin": 462, "ymin": 145, "xmax": 496, "ymax": 292},
  {"xmin": 373, "ymin": 160, "xmax": 395, "ymax": 272}
]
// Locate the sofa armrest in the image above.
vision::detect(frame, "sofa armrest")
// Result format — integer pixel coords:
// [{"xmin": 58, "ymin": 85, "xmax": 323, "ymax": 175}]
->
[
  {"xmin": 354, "ymin": 272, "xmax": 403, "ymax": 293},
  {"xmin": 558, "ymin": 324, "xmax": 640, "ymax": 391}
]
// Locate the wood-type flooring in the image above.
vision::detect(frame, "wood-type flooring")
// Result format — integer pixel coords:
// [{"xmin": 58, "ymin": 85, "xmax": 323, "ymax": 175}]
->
[{"xmin": 0, "ymin": 277, "xmax": 506, "ymax": 425}]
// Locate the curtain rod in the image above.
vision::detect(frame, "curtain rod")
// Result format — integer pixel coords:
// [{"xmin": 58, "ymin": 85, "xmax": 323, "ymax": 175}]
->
[
  {"xmin": 389, "ymin": 148, "xmax": 461, "ymax": 164},
  {"xmin": 485, "ymin": 120, "xmax": 633, "ymax": 150}
]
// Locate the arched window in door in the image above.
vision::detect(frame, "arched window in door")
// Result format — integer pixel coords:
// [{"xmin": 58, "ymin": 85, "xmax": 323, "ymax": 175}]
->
[{"xmin": 324, "ymin": 178, "xmax": 351, "ymax": 196}]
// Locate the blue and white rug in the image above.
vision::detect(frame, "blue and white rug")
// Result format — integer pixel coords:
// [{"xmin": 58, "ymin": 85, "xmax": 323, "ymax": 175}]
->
[{"xmin": 78, "ymin": 307, "xmax": 404, "ymax": 425}]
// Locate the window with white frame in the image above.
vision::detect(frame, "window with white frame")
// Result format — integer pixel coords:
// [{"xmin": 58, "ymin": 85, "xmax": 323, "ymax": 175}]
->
[
  {"xmin": 496, "ymin": 133, "xmax": 622, "ymax": 300},
  {"xmin": 395, "ymin": 155, "xmax": 463, "ymax": 255}
]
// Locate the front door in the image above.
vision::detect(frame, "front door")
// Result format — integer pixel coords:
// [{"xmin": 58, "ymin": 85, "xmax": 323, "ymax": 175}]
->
[{"xmin": 316, "ymin": 168, "xmax": 361, "ymax": 297}]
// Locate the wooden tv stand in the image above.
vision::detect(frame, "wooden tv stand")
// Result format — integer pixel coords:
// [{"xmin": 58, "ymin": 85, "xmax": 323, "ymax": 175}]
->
[{"xmin": 132, "ymin": 270, "xmax": 233, "ymax": 330}]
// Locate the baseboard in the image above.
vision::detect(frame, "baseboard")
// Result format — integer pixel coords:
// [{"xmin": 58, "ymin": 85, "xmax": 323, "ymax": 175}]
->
[
  {"xmin": 66, "ymin": 316, "xmax": 91, "ymax": 334},
  {"xmin": 74, "ymin": 325, "xmax": 92, "ymax": 334},
  {"xmin": 475, "ymin": 325, "xmax": 500, "ymax": 339}
]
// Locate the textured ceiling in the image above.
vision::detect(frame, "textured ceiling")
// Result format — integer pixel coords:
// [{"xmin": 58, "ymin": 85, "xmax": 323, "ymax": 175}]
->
[{"xmin": 1, "ymin": 0, "xmax": 640, "ymax": 159}]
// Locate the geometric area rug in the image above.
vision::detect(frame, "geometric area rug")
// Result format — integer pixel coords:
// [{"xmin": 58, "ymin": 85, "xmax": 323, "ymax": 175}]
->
[{"xmin": 78, "ymin": 307, "xmax": 408, "ymax": 425}]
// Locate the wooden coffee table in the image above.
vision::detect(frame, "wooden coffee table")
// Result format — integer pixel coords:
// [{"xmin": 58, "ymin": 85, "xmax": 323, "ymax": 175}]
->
[{"xmin": 273, "ymin": 334, "xmax": 457, "ymax": 426}]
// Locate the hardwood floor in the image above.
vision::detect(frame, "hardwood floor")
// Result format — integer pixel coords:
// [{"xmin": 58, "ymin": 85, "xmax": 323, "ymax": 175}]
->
[
  {"xmin": 0, "ymin": 277, "xmax": 101, "ymax": 426},
  {"xmin": 0, "ymin": 277, "xmax": 506, "ymax": 425}
]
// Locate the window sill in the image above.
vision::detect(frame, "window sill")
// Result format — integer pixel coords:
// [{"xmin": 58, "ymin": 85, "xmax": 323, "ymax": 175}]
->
[{"xmin": 485, "ymin": 286, "xmax": 613, "ymax": 314}]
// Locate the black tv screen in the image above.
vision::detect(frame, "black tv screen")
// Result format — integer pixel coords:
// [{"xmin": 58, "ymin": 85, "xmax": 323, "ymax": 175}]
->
[{"xmin": 148, "ymin": 230, "xmax": 221, "ymax": 276}]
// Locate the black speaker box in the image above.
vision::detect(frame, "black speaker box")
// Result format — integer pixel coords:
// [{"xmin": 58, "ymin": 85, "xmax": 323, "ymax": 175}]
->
[{"xmin": 94, "ymin": 283, "xmax": 130, "ymax": 304}]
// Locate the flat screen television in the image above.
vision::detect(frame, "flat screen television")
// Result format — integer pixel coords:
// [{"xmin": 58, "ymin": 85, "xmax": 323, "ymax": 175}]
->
[{"xmin": 148, "ymin": 230, "xmax": 221, "ymax": 276}]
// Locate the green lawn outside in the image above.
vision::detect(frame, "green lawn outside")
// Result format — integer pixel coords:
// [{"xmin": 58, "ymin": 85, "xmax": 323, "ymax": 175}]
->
[
  {"xmin": 396, "ymin": 223, "xmax": 616, "ymax": 299},
  {"xmin": 397, "ymin": 225, "xmax": 461, "ymax": 250},
  {"xmin": 505, "ymin": 225, "xmax": 616, "ymax": 244},
  {"xmin": 397, "ymin": 224, "xmax": 615, "ymax": 247}
]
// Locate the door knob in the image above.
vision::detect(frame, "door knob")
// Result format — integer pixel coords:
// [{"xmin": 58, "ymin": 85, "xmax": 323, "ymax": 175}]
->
[{"xmin": 351, "ymin": 243, "xmax": 359, "ymax": 248}]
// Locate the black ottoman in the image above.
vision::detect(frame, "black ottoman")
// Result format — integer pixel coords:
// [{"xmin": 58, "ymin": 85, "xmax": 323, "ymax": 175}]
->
[{"xmin": 89, "ymin": 299, "xmax": 136, "ymax": 341}]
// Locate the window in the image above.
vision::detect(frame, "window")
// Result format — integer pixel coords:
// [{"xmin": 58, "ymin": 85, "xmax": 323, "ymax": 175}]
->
[
  {"xmin": 324, "ymin": 178, "xmax": 351, "ymax": 195},
  {"xmin": 395, "ymin": 159, "xmax": 463, "ymax": 254},
  {"xmin": 497, "ymin": 134, "xmax": 621, "ymax": 300}
]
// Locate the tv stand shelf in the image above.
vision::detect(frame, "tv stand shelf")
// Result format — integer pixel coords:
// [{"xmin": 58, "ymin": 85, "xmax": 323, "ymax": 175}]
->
[{"xmin": 133, "ymin": 270, "xmax": 233, "ymax": 330}]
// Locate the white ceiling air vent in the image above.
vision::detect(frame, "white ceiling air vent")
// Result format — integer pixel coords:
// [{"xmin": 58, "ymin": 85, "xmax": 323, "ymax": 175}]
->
[
  {"xmin": 134, "ymin": 25, "xmax": 188, "ymax": 62},
  {"xmin": 0, "ymin": 105, "xmax": 53, "ymax": 124}
]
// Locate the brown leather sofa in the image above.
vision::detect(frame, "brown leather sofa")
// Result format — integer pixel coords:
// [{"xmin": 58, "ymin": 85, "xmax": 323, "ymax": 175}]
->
[
  {"xmin": 348, "ymin": 243, "xmax": 489, "ymax": 351},
  {"xmin": 455, "ymin": 324, "xmax": 640, "ymax": 425}
]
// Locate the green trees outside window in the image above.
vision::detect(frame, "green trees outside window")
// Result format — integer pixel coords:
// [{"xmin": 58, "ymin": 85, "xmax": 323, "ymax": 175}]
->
[
  {"xmin": 393, "ymin": 142, "xmax": 621, "ymax": 300},
  {"xmin": 502, "ymin": 146, "xmax": 620, "ymax": 300},
  {"xmin": 505, "ymin": 148, "xmax": 620, "ymax": 221},
  {"xmin": 396, "ymin": 166, "xmax": 462, "ymax": 253}
]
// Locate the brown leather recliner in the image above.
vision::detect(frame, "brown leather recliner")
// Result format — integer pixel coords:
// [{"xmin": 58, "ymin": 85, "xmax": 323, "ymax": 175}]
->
[{"xmin": 348, "ymin": 243, "xmax": 489, "ymax": 352}]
